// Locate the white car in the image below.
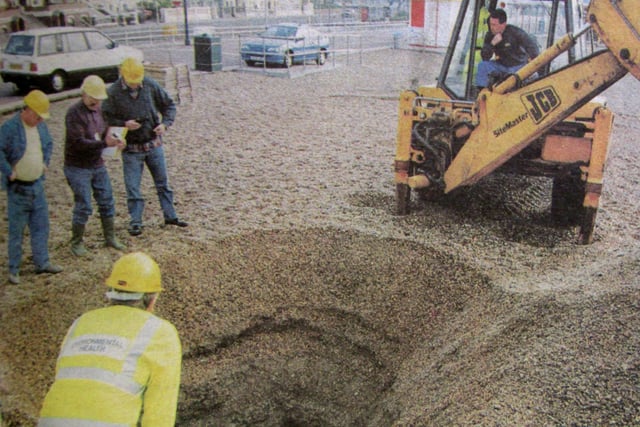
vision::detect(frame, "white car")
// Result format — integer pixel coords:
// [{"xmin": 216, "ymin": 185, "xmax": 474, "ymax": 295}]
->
[{"xmin": 0, "ymin": 27, "xmax": 143, "ymax": 93}]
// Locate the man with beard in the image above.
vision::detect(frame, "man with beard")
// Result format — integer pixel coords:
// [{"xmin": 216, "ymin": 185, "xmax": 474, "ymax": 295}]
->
[{"xmin": 64, "ymin": 75, "xmax": 127, "ymax": 256}]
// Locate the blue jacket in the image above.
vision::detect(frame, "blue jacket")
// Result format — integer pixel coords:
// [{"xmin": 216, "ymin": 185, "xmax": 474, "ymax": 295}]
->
[{"xmin": 0, "ymin": 112, "xmax": 53, "ymax": 189}]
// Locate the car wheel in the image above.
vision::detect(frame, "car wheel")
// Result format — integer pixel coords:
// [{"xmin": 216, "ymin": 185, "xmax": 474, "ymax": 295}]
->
[
  {"xmin": 317, "ymin": 50, "xmax": 327, "ymax": 66},
  {"xmin": 245, "ymin": 60, "xmax": 256, "ymax": 67},
  {"xmin": 284, "ymin": 51, "xmax": 293, "ymax": 68},
  {"xmin": 49, "ymin": 70, "xmax": 67, "ymax": 93}
]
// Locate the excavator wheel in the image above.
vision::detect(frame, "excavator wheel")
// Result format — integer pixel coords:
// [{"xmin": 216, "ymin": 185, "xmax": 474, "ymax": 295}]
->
[
  {"xmin": 551, "ymin": 171, "xmax": 584, "ymax": 226},
  {"xmin": 551, "ymin": 171, "xmax": 600, "ymax": 244},
  {"xmin": 396, "ymin": 183, "xmax": 411, "ymax": 215}
]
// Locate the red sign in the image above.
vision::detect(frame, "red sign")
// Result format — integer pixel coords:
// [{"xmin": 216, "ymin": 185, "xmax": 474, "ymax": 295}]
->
[{"xmin": 411, "ymin": 0, "xmax": 425, "ymax": 28}]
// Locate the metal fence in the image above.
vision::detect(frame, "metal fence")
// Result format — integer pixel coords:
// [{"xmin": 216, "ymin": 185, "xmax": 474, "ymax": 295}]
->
[
  {"xmin": 102, "ymin": 21, "xmax": 406, "ymax": 46},
  {"xmin": 102, "ymin": 23, "xmax": 260, "ymax": 46},
  {"xmin": 101, "ymin": 21, "xmax": 407, "ymax": 73},
  {"xmin": 235, "ymin": 32, "xmax": 364, "ymax": 72}
]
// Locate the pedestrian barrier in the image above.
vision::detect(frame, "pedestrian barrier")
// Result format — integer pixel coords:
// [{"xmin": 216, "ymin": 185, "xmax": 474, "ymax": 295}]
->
[
  {"xmin": 144, "ymin": 63, "xmax": 192, "ymax": 105},
  {"xmin": 163, "ymin": 25, "xmax": 178, "ymax": 35}
]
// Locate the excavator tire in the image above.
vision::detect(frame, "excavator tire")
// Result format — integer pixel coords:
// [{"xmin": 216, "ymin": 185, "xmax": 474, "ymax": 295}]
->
[{"xmin": 551, "ymin": 170, "xmax": 584, "ymax": 226}]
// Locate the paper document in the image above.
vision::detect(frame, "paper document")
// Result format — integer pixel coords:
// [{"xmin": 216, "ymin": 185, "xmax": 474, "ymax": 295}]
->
[{"xmin": 102, "ymin": 127, "xmax": 128, "ymax": 159}]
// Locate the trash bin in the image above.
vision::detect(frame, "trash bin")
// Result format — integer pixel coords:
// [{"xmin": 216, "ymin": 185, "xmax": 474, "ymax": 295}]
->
[
  {"xmin": 393, "ymin": 32, "xmax": 402, "ymax": 49},
  {"xmin": 194, "ymin": 35, "xmax": 222, "ymax": 72}
]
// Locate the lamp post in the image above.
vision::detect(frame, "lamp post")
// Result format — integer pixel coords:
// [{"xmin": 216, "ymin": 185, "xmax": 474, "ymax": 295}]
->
[{"xmin": 184, "ymin": 0, "xmax": 190, "ymax": 45}]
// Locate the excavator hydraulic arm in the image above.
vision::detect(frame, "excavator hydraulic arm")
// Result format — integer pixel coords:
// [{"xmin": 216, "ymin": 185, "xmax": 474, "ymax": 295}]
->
[
  {"xmin": 589, "ymin": 0, "xmax": 640, "ymax": 81},
  {"xmin": 443, "ymin": 0, "xmax": 640, "ymax": 193}
]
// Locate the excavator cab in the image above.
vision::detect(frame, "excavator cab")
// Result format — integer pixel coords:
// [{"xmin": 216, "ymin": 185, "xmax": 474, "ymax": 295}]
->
[
  {"xmin": 394, "ymin": 0, "xmax": 639, "ymax": 244},
  {"xmin": 440, "ymin": 0, "xmax": 593, "ymax": 101}
]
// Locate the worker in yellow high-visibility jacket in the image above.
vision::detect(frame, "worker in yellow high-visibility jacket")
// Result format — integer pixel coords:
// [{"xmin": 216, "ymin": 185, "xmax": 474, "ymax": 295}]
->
[{"xmin": 38, "ymin": 252, "xmax": 182, "ymax": 426}]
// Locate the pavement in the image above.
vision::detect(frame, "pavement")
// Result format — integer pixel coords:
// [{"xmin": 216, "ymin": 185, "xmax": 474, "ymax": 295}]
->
[{"xmin": 0, "ymin": 85, "xmax": 82, "ymax": 116}]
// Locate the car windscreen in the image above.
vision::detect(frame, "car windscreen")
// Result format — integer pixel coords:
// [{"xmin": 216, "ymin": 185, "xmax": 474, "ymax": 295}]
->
[
  {"xmin": 4, "ymin": 35, "xmax": 35, "ymax": 56},
  {"xmin": 85, "ymin": 31, "xmax": 114, "ymax": 49},
  {"xmin": 260, "ymin": 26, "xmax": 297, "ymax": 39}
]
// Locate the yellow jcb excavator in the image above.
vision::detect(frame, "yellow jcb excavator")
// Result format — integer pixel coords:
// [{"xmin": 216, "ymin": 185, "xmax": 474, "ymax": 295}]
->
[{"xmin": 394, "ymin": 0, "xmax": 639, "ymax": 244}]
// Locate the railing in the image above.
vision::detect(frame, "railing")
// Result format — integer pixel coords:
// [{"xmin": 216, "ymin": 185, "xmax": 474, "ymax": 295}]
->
[
  {"xmin": 102, "ymin": 21, "xmax": 407, "ymax": 48},
  {"xmin": 236, "ymin": 32, "xmax": 365, "ymax": 74},
  {"xmin": 102, "ymin": 21, "xmax": 407, "ymax": 73}
]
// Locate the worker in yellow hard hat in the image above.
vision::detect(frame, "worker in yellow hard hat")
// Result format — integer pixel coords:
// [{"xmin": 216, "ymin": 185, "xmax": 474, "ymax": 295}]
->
[
  {"xmin": 24, "ymin": 89, "xmax": 50, "ymax": 119},
  {"xmin": 39, "ymin": 252, "xmax": 182, "ymax": 426},
  {"xmin": 64, "ymin": 75, "xmax": 126, "ymax": 257},
  {"xmin": 103, "ymin": 57, "xmax": 188, "ymax": 237},
  {"xmin": 120, "ymin": 56, "xmax": 145, "ymax": 84},
  {"xmin": 81, "ymin": 74, "xmax": 109, "ymax": 99},
  {"xmin": 0, "ymin": 89, "xmax": 63, "ymax": 285}
]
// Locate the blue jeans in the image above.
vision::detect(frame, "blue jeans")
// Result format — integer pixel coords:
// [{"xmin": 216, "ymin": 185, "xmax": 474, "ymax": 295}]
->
[
  {"xmin": 476, "ymin": 60, "xmax": 524, "ymax": 87},
  {"xmin": 6, "ymin": 180, "xmax": 51, "ymax": 274},
  {"xmin": 122, "ymin": 145, "xmax": 177, "ymax": 227},
  {"xmin": 64, "ymin": 165, "xmax": 116, "ymax": 225}
]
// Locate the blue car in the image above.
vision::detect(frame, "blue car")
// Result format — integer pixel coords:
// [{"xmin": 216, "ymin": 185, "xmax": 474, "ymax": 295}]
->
[{"xmin": 240, "ymin": 23, "xmax": 330, "ymax": 68}]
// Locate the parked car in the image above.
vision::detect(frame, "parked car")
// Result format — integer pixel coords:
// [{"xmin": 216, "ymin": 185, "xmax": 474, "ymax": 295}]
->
[
  {"xmin": 341, "ymin": 9, "xmax": 357, "ymax": 20},
  {"xmin": 240, "ymin": 23, "xmax": 330, "ymax": 68},
  {"xmin": 0, "ymin": 27, "xmax": 144, "ymax": 93}
]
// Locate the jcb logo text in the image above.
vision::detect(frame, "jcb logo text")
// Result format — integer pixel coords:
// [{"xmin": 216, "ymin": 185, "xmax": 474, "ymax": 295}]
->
[{"xmin": 521, "ymin": 87, "xmax": 560, "ymax": 124}]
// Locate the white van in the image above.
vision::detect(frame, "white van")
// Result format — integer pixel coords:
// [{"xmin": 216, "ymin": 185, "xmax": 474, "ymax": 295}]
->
[{"xmin": 0, "ymin": 27, "xmax": 143, "ymax": 93}]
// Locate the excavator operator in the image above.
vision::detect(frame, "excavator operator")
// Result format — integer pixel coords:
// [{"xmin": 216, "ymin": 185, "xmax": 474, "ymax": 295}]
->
[{"xmin": 475, "ymin": 8, "xmax": 540, "ymax": 89}]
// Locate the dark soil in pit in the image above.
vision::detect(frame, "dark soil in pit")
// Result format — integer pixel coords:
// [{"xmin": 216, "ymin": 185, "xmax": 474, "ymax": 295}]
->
[
  {"xmin": 173, "ymin": 229, "xmax": 490, "ymax": 426},
  {"xmin": 169, "ymin": 231, "xmax": 640, "ymax": 426},
  {"xmin": 1, "ymin": 49, "xmax": 640, "ymax": 425}
]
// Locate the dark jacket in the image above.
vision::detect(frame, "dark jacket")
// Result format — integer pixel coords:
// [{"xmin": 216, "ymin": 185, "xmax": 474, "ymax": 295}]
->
[
  {"xmin": 64, "ymin": 100, "xmax": 108, "ymax": 169},
  {"xmin": 101, "ymin": 77, "xmax": 176, "ymax": 146},
  {"xmin": 481, "ymin": 24, "xmax": 540, "ymax": 67}
]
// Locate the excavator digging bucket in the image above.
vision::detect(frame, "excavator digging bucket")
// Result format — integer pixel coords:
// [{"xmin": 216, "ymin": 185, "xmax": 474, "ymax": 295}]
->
[{"xmin": 588, "ymin": 0, "xmax": 640, "ymax": 81}]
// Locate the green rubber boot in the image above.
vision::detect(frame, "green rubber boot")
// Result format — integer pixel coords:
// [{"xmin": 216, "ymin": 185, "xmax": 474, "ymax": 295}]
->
[
  {"xmin": 71, "ymin": 223, "xmax": 88, "ymax": 257},
  {"xmin": 102, "ymin": 216, "xmax": 126, "ymax": 251}
]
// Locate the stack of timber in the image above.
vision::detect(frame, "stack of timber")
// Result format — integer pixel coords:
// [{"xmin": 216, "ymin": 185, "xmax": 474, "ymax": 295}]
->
[{"xmin": 144, "ymin": 63, "xmax": 193, "ymax": 105}]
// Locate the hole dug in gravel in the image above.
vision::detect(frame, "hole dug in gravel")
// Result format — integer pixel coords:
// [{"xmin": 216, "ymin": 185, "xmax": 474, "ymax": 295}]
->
[{"xmin": 167, "ymin": 228, "xmax": 493, "ymax": 425}]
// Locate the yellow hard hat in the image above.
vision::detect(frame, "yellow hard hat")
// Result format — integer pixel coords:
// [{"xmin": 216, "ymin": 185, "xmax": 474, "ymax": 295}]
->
[
  {"xmin": 120, "ymin": 57, "xmax": 144, "ymax": 84},
  {"xmin": 81, "ymin": 75, "xmax": 108, "ymax": 100},
  {"xmin": 105, "ymin": 252, "xmax": 162, "ymax": 298},
  {"xmin": 23, "ymin": 90, "xmax": 50, "ymax": 119}
]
